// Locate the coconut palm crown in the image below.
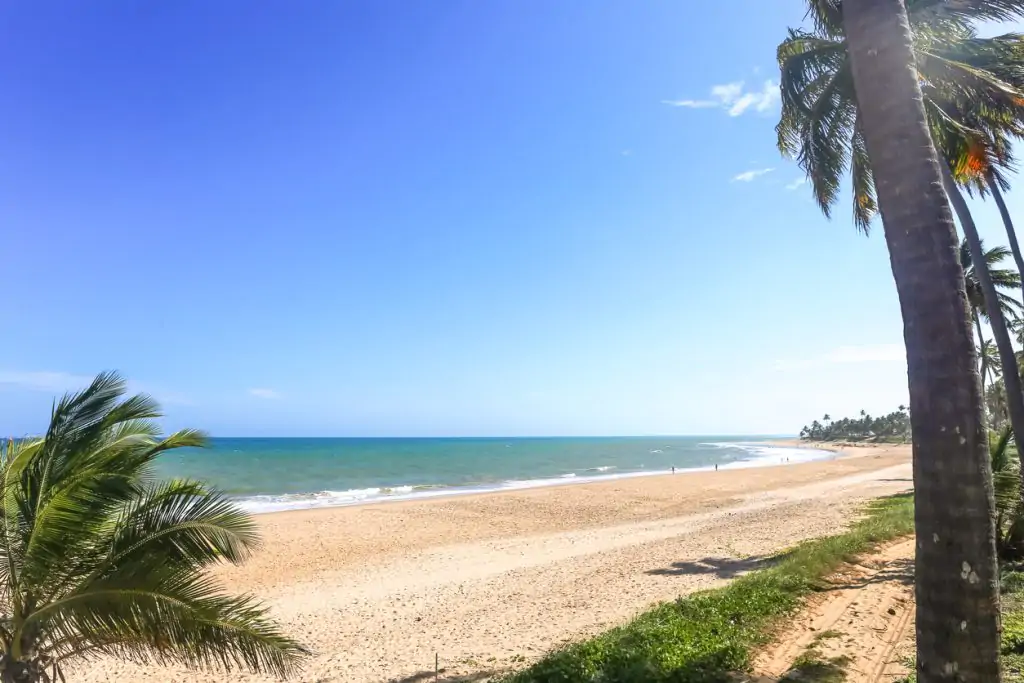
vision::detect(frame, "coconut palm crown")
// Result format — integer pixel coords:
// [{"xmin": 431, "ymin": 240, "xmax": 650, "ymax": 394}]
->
[
  {"xmin": 778, "ymin": 3, "xmax": 1024, "ymax": 231},
  {"xmin": 0, "ymin": 372, "xmax": 307, "ymax": 683}
]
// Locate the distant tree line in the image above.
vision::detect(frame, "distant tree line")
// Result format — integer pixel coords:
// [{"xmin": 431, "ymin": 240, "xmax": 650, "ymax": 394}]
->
[{"xmin": 798, "ymin": 407, "xmax": 910, "ymax": 443}]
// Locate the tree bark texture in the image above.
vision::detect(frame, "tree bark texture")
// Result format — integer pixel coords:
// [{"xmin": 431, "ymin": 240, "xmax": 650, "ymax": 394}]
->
[{"xmin": 842, "ymin": 0, "xmax": 1001, "ymax": 680}]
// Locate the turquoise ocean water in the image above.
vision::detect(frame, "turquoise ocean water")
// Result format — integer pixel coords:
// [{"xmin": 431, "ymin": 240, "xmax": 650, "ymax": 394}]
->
[{"xmin": 152, "ymin": 436, "xmax": 826, "ymax": 513}]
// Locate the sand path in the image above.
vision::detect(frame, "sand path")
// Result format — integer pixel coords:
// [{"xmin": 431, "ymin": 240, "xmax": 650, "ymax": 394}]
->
[
  {"xmin": 754, "ymin": 538, "xmax": 915, "ymax": 682},
  {"xmin": 70, "ymin": 445, "xmax": 912, "ymax": 682}
]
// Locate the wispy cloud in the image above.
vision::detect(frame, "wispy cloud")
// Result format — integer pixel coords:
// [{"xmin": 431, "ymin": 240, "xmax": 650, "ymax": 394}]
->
[
  {"xmin": 662, "ymin": 98, "xmax": 719, "ymax": 109},
  {"xmin": 663, "ymin": 80, "xmax": 780, "ymax": 117},
  {"xmin": 249, "ymin": 388, "xmax": 281, "ymax": 400},
  {"xmin": 0, "ymin": 371, "xmax": 94, "ymax": 393},
  {"xmin": 774, "ymin": 344, "xmax": 905, "ymax": 371},
  {"xmin": 786, "ymin": 177, "xmax": 806, "ymax": 190},
  {"xmin": 732, "ymin": 168, "xmax": 774, "ymax": 182},
  {"xmin": 0, "ymin": 370, "xmax": 194, "ymax": 406}
]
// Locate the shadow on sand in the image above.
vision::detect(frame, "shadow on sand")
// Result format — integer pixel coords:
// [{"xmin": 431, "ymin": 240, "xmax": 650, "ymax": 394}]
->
[
  {"xmin": 646, "ymin": 551, "xmax": 790, "ymax": 579},
  {"xmin": 389, "ymin": 669, "xmax": 499, "ymax": 683}
]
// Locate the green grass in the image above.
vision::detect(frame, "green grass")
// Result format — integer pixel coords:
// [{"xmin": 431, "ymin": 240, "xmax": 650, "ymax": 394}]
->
[
  {"xmin": 1002, "ymin": 566, "xmax": 1024, "ymax": 682},
  {"xmin": 501, "ymin": 494, "xmax": 915, "ymax": 683}
]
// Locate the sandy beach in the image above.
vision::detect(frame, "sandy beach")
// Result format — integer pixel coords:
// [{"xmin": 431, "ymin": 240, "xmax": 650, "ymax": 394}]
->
[{"xmin": 70, "ymin": 442, "xmax": 912, "ymax": 683}]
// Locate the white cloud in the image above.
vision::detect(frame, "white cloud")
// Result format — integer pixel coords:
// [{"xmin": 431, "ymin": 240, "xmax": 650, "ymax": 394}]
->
[
  {"xmin": 732, "ymin": 168, "xmax": 774, "ymax": 182},
  {"xmin": 663, "ymin": 80, "xmax": 779, "ymax": 117},
  {"xmin": 249, "ymin": 388, "xmax": 281, "ymax": 400},
  {"xmin": 774, "ymin": 344, "xmax": 905, "ymax": 371},
  {"xmin": 661, "ymin": 98, "xmax": 719, "ymax": 109},
  {"xmin": 786, "ymin": 177, "xmax": 806, "ymax": 190},
  {"xmin": 621, "ymin": 149, "xmax": 632, "ymax": 156},
  {"xmin": 711, "ymin": 81, "xmax": 744, "ymax": 103}
]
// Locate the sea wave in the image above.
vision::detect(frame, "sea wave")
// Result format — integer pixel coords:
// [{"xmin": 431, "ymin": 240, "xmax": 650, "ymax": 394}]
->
[
  {"xmin": 233, "ymin": 444, "xmax": 833, "ymax": 514},
  {"xmin": 697, "ymin": 442, "xmax": 831, "ymax": 468}
]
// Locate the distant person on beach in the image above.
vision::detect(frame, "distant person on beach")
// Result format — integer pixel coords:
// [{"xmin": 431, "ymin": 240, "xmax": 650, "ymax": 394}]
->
[
  {"xmin": 714, "ymin": 464, "xmax": 718, "ymax": 471},
  {"xmin": 671, "ymin": 466, "xmax": 675, "ymax": 474}
]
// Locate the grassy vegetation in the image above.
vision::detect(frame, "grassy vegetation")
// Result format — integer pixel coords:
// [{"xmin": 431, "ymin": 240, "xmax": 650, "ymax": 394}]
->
[
  {"xmin": 1000, "ymin": 567, "xmax": 1024, "ymax": 682},
  {"xmin": 501, "ymin": 494, "xmax": 915, "ymax": 683},
  {"xmin": 779, "ymin": 650, "xmax": 851, "ymax": 683}
]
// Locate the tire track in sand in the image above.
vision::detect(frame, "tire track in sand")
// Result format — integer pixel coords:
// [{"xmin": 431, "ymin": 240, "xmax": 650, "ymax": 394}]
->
[{"xmin": 754, "ymin": 538, "xmax": 915, "ymax": 682}]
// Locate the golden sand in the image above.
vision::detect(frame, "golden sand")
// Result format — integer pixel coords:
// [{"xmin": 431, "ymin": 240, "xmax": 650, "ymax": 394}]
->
[{"xmin": 70, "ymin": 442, "xmax": 911, "ymax": 682}]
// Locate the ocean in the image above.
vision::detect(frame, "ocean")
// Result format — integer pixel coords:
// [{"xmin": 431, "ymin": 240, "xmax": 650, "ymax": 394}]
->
[{"xmin": 152, "ymin": 436, "xmax": 827, "ymax": 514}]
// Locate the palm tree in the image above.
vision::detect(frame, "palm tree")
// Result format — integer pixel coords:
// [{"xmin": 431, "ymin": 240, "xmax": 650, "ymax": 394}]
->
[
  {"xmin": 980, "ymin": 339, "xmax": 1002, "ymax": 394},
  {"xmin": 961, "ymin": 238, "xmax": 1021, "ymax": 393},
  {"xmin": 0, "ymin": 373, "xmax": 307, "ymax": 682},
  {"xmin": 782, "ymin": 0, "xmax": 1003, "ymax": 678},
  {"xmin": 989, "ymin": 378, "xmax": 1011, "ymax": 432},
  {"xmin": 961, "ymin": 239, "xmax": 1022, "ymax": 324},
  {"xmin": 777, "ymin": 8, "xmax": 1024, "ymax": 459},
  {"xmin": 940, "ymin": 160, "xmax": 1024, "ymax": 459},
  {"xmin": 926, "ymin": 33, "xmax": 1024, "ymax": 297},
  {"xmin": 990, "ymin": 426, "xmax": 1024, "ymax": 558}
]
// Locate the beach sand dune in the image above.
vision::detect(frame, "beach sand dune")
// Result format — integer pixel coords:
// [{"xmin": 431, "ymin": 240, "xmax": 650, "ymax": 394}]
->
[{"xmin": 69, "ymin": 443, "xmax": 911, "ymax": 682}]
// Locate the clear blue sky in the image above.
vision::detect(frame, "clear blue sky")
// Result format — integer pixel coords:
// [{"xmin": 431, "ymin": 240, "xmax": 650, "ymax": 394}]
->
[{"xmin": 3, "ymin": 1, "xmax": 1021, "ymax": 436}]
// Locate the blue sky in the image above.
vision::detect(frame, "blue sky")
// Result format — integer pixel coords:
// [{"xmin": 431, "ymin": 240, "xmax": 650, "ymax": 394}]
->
[{"xmin": 2, "ymin": 1, "xmax": 1021, "ymax": 436}]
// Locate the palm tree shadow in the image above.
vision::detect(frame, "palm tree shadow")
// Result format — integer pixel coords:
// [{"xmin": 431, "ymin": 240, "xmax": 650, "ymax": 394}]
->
[
  {"xmin": 646, "ymin": 551, "xmax": 791, "ymax": 579},
  {"xmin": 740, "ymin": 658, "xmax": 848, "ymax": 681},
  {"xmin": 825, "ymin": 557, "xmax": 914, "ymax": 590},
  {"xmin": 389, "ymin": 670, "xmax": 498, "ymax": 683}
]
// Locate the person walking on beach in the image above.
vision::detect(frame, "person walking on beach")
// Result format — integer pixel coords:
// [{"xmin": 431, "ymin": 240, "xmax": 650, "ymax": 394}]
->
[{"xmin": 671, "ymin": 466, "xmax": 675, "ymax": 474}]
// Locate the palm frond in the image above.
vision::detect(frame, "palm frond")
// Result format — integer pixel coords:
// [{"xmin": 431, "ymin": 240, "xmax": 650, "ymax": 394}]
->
[
  {"xmin": 0, "ymin": 373, "xmax": 307, "ymax": 677},
  {"xmin": 909, "ymin": 0, "xmax": 1024, "ymax": 26},
  {"xmin": 993, "ymin": 425, "xmax": 1015, "ymax": 472},
  {"xmin": 849, "ymin": 120, "xmax": 877, "ymax": 232},
  {"xmin": 99, "ymin": 480, "xmax": 259, "ymax": 576},
  {"xmin": 36, "ymin": 579, "xmax": 308, "ymax": 678},
  {"xmin": 777, "ymin": 30, "xmax": 857, "ymax": 219},
  {"xmin": 804, "ymin": 0, "xmax": 844, "ymax": 38},
  {"xmin": 777, "ymin": 13, "xmax": 1024, "ymax": 238}
]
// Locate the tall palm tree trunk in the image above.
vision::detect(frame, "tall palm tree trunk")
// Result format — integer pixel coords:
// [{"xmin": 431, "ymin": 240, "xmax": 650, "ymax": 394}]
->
[
  {"xmin": 842, "ymin": 0, "xmax": 1000, "ymax": 680},
  {"xmin": 988, "ymin": 172, "xmax": 1024, "ymax": 292},
  {"xmin": 975, "ymin": 313, "xmax": 989, "ymax": 397},
  {"xmin": 941, "ymin": 163, "xmax": 1024, "ymax": 459}
]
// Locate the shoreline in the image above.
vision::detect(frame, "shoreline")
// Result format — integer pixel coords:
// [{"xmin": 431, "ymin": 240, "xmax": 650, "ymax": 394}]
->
[
  {"xmin": 70, "ymin": 441, "xmax": 912, "ymax": 682},
  {"xmin": 235, "ymin": 440, "xmax": 837, "ymax": 514}
]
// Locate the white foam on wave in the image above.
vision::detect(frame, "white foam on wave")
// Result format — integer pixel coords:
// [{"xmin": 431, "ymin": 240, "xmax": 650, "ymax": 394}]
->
[
  {"xmin": 234, "ymin": 484, "xmax": 483, "ymax": 514},
  {"xmin": 699, "ymin": 442, "xmax": 832, "ymax": 469},
  {"xmin": 234, "ymin": 443, "xmax": 833, "ymax": 514}
]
